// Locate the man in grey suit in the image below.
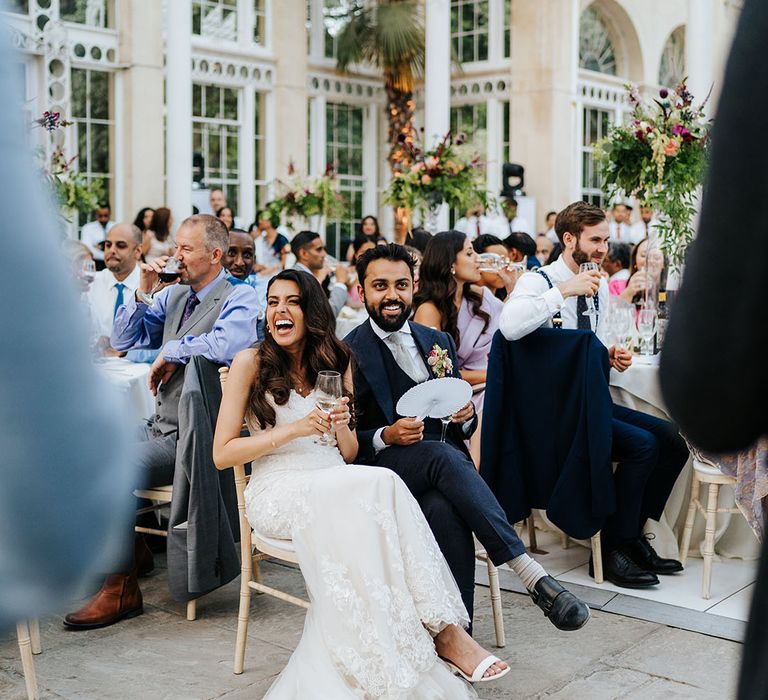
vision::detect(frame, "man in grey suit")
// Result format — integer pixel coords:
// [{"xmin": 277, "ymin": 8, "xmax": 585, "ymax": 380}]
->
[
  {"xmin": 64, "ymin": 214, "xmax": 261, "ymax": 630},
  {"xmin": 290, "ymin": 229, "xmax": 349, "ymax": 316}
]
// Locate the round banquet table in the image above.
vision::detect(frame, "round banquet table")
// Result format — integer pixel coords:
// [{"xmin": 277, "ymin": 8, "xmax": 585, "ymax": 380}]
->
[
  {"xmin": 610, "ymin": 356, "xmax": 760, "ymax": 560},
  {"xmin": 95, "ymin": 357, "xmax": 155, "ymax": 425}
]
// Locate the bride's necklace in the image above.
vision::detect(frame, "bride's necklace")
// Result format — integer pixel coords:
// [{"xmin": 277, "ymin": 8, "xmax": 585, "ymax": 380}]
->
[{"xmin": 291, "ymin": 372, "xmax": 310, "ymax": 397}]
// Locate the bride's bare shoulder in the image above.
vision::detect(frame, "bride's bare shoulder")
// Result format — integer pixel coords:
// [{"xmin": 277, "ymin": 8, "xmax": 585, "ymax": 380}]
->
[{"xmin": 230, "ymin": 347, "xmax": 261, "ymax": 377}]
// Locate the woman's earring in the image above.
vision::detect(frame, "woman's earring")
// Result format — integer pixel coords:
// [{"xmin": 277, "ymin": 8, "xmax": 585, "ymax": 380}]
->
[{"xmin": 451, "ymin": 267, "xmax": 456, "ymax": 275}]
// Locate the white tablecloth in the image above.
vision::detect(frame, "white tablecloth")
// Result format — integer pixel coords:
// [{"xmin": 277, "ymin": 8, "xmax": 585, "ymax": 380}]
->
[
  {"xmin": 96, "ymin": 358, "xmax": 155, "ymax": 425},
  {"xmin": 610, "ymin": 359, "xmax": 760, "ymax": 560}
]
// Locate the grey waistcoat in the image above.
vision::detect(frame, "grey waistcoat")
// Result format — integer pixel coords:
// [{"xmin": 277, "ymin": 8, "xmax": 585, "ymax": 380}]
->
[{"xmin": 154, "ymin": 277, "xmax": 235, "ymax": 435}]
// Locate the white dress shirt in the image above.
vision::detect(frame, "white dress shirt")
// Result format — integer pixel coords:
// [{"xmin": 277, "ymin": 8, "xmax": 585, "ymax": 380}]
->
[
  {"xmin": 608, "ymin": 221, "xmax": 632, "ymax": 243},
  {"xmin": 609, "ymin": 268, "xmax": 630, "ymax": 283},
  {"xmin": 499, "ymin": 256, "xmax": 608, "ymax": 342},
  {"xmin": 453, "ymin": 215, "xmax": 495, "ymax": 241},
  {"xmin": 80, "ymin": 220, "xmax": 115, "ymax": 261},
  {"xmin": 630, "ymin": 219, "xmax": 659, "ymax": 245},
  {"xmin": 490, "ymin": 215, "xmax": 533, "ymax": 238},
  {"xmin": 87, "ymin": 266, "xmax": 141, "ymax": 339}
]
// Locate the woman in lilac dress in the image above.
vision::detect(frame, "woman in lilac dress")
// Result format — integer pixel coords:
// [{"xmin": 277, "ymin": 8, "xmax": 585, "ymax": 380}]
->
[{"xmin": 413, "ymin": 231, "xmax": 503, "ymax": 465}]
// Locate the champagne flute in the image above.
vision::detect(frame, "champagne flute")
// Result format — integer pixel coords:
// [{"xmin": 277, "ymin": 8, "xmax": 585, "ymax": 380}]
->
[
  {"xmin": 637, "ymin": 307, "xmax": 657, "ymax": 356},
  {"xmin": 314, "ymin": 370, "xmax": 342, "ymax": 446},
  {"xmin": 138, "ymin": 257, "xmax": 181, "ymax": 305},
  {"xmin": 579, "ymin": 262, "xmax": 600, "ymax": 316}
]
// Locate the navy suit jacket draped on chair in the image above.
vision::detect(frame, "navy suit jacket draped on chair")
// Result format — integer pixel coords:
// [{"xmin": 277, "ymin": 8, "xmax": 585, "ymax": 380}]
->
[
  {"xmin": 344, "ymin": 320, "xmax": 476, "ymax": 465},
  {"xmin": 480, "ymin": 328, "xmax": 615, "ymax": 539}
]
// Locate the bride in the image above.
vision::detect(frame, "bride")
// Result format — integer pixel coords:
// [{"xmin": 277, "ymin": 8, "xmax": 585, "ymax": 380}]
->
[{"xmin": 214, "ymin": 269, "xmax": 509, "ymax": 698}]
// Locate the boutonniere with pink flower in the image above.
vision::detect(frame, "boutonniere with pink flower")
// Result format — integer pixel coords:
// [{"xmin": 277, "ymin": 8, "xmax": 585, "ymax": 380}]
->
[{"xmin": 427, "ymin": 344, "xmax": 453, "ymax": 379}]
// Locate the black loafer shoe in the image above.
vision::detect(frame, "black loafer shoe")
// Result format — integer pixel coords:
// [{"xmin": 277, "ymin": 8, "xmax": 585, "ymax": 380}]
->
[
  {"xmin": 529, "ymin": 575, "xmax": 590, "ymax": 631},
  {"xmin": 590, "ymin": 549, "xmax": 659, "ymax": 589},
  {"xmin": 624, "ymin": 535, "xmax": 684, "ymax": 574}
]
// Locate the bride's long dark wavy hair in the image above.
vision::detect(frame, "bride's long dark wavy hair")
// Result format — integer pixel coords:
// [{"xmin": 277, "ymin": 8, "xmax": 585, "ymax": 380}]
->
[
  {"xmin": 249, "ymin": 269, "xmax": 354, "ymax": 430},
  {"xmin": 413, "ymin": 230, "xmax": 489, "ymax": 347}
]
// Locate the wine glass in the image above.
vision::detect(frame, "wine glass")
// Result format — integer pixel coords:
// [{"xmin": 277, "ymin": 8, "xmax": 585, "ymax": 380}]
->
[
  {"xmin": 440, "ymin": 415, "xmax": 452, "ymax": 443},
  {"xmin": 476, "ymin": 252, "xmax": 507, "ymax": 273},
  {"xmin": 81, "ymin": 259, "xmax": 96, "ymax": 284},
  {"xmin": 615, "ymin": 307, "xmax": 635, "ymax": 352},
  {"xmin": 579, "ymin": 262, "xmax": 600, "ymax": 316},
  {"xmin": 637, "ymin": 307, "xmax": 657, "ymax": 356},
  {"xmin": 314, "ymin": 370, "xmax": 342, "ymax": 446},
  {"xmin": 138, "ymin": 257, "xmax": 181, "ymax": 305}
]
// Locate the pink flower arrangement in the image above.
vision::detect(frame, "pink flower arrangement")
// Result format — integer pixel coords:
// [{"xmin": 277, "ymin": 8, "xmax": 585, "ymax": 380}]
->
[{"xmin": 596, "ymin": 81, "xmax": 711, "ymax": 268}]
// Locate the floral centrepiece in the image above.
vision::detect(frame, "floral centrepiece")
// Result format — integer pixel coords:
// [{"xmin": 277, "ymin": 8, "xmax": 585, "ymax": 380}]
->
[
  {"xmin": 596, "ymin": 82, "xmax": 711, "ymax": 269},
  {"xmin": 384, "ymin": 131, "xmax": 489, "ymax": 226},
  {"xmin": 271, "ymin": 162, "xmax": 348, "ymax": 225},
  {"xmin": 427, "ymin": 344, "xmax": 453, "ymax": 379}
]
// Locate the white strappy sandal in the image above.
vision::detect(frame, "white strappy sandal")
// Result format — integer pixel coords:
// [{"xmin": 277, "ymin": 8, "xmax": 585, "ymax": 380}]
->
[{"xmin": 441, "ymin": 654, "xmax": 511, "ymax": 683}]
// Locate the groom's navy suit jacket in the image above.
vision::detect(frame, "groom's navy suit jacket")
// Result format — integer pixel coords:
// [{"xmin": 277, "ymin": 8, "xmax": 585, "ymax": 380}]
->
[{"xmin": 344, "ymin": 319, "xmax": 477, "ymax": 465}]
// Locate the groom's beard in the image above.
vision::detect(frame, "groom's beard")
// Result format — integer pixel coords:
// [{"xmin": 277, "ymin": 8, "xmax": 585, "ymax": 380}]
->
[{"xmin": 366, "ymin": 298, "xmax": 411, "ymax": 332}]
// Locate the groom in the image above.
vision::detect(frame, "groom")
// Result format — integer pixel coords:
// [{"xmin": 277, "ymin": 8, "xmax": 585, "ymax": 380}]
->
[{"xmin": 345, "ymin": 243, "xmax": 590, "ymax": 632}]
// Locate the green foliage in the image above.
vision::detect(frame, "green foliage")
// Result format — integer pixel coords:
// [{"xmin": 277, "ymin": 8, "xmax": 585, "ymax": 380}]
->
[
  {"xmin": 335, "ymin": 1, "xmax": 424, "ymax": 89},
  {"xmin": 596, "ymin": 82, "xmax": 711, "ymax": 269}
]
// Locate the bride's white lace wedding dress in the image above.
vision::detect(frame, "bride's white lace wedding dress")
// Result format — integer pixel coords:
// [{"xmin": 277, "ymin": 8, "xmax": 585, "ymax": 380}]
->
[{"xmin": 244, "ymin": 391, "xmax": 477, "ymax": 699}]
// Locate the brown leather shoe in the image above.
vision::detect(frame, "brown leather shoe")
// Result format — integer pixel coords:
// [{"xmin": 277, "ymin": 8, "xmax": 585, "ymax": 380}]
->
[
  {"xmin": 135, "ymin": 535, "xmax": 155, "ymax": 577},
  {"xmin": 64, "ymin": 573, "xmax": 143, "ymax": 629}
]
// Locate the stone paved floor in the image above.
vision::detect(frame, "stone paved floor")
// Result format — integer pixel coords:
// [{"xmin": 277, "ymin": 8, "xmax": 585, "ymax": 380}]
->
[{"xmin": 0, "ymin": 558, "xmax": 742, "ymax": 699}]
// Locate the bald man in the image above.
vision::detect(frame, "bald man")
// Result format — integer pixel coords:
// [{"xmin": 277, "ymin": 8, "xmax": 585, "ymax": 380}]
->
[{"xmin": 87, "ymin": 223, "xmax": 143, "ymax": 353}]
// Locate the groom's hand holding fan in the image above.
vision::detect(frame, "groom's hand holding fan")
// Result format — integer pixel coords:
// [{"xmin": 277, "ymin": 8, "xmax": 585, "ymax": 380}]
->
[{"xmin": 382, "ymin": 418, "xmax": 425, "ymax": 446}]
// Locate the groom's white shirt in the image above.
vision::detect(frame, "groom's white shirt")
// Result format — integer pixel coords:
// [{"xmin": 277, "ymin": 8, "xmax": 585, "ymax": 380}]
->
[{"xmin": 369, "ymin": 319, "xmax": 426, "ymax": 453}]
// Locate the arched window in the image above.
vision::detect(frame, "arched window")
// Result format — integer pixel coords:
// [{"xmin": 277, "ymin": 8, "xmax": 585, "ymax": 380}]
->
[
  {"xmin": 579, "ymin": 7, "xmax": 617, "ymax": 76},
  {"xmin": 659, "ymin": 26, "xmax": 686, "ymax": 88}
]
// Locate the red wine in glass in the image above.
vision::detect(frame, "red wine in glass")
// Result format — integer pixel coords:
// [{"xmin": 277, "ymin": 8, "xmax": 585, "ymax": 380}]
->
[{"xmin": 159, "ymin": 258, "xmax": 181, "ymax": 283}]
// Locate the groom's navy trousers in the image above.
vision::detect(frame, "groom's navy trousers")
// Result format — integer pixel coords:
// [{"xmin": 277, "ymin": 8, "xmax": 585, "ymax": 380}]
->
[
  {"xmin": 346, "ymin": 320, "xmax": 531, "ymax": 623},
  {"xmin": 376, "ymin": 440, "xmax": 527, "ymax": 620}
]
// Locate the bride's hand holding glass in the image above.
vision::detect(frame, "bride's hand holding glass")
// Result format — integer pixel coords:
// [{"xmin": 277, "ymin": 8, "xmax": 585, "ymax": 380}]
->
[
  {"xmin": 328, "ymin": 396, "xmax": 351, "ymax": 431},
  {"xmin": 294, "ymin": 406, "xmax": 332, "ymax": 439}
]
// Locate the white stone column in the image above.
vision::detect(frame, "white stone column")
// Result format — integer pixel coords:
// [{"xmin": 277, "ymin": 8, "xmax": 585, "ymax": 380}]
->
[
  {"xmin": 485, "ymin": 96, "xmax": 502, "ymax": 201},
  {"xmin": 272, "ymin": 0, "xmax": 308, "ymax": 176},
  {"xmin": 687, "ymin": 0, "xmax": 716, "ymax": 106},
  {"xmin": 166, "ymin": 0, "xmax": 193, "ymax": 225},
  {"xmin": 509, "ymin": 0, "xmax": 579, "ymax": 213},
  {"xmin": 425, "ymin": 0, "xmax": 451, "ymax": 230},
  {"xmin": 308, "ymin": 94, "xmax": 327, "ymax": 176},
  {"xmin": 118, "ymin": 0, "xmax": 164, "ymax": 224},
  {"xmin": 362, "ymin": 103, "xmax": 378, "ymax": 216},
  {"xmin": 239, "ymin": 88, "xmax": 256, "ymax": 226}
]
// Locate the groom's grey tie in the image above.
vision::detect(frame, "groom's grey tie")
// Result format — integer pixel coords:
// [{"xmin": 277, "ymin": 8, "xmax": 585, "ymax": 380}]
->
[{"xmin": 385, "ymin": 331, "xmax": 429, "ymax": 383}]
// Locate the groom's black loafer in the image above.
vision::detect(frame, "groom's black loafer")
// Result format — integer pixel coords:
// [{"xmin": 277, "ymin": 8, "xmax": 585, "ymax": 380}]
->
[{"xmin": 529, "ymin": 576, "xmax": 590, "ymax": 631}]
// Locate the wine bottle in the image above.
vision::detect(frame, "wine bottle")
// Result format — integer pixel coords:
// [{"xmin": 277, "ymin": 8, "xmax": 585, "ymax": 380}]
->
[{"xmin": 655, "ymin": 290, "xmax": 668, "ymax": 354}]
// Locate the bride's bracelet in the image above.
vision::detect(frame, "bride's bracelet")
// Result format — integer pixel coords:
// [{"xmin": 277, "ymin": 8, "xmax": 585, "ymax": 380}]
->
[{"xmin": 268, "ymin": 430, "xmax": 277, "ymax": 449}]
